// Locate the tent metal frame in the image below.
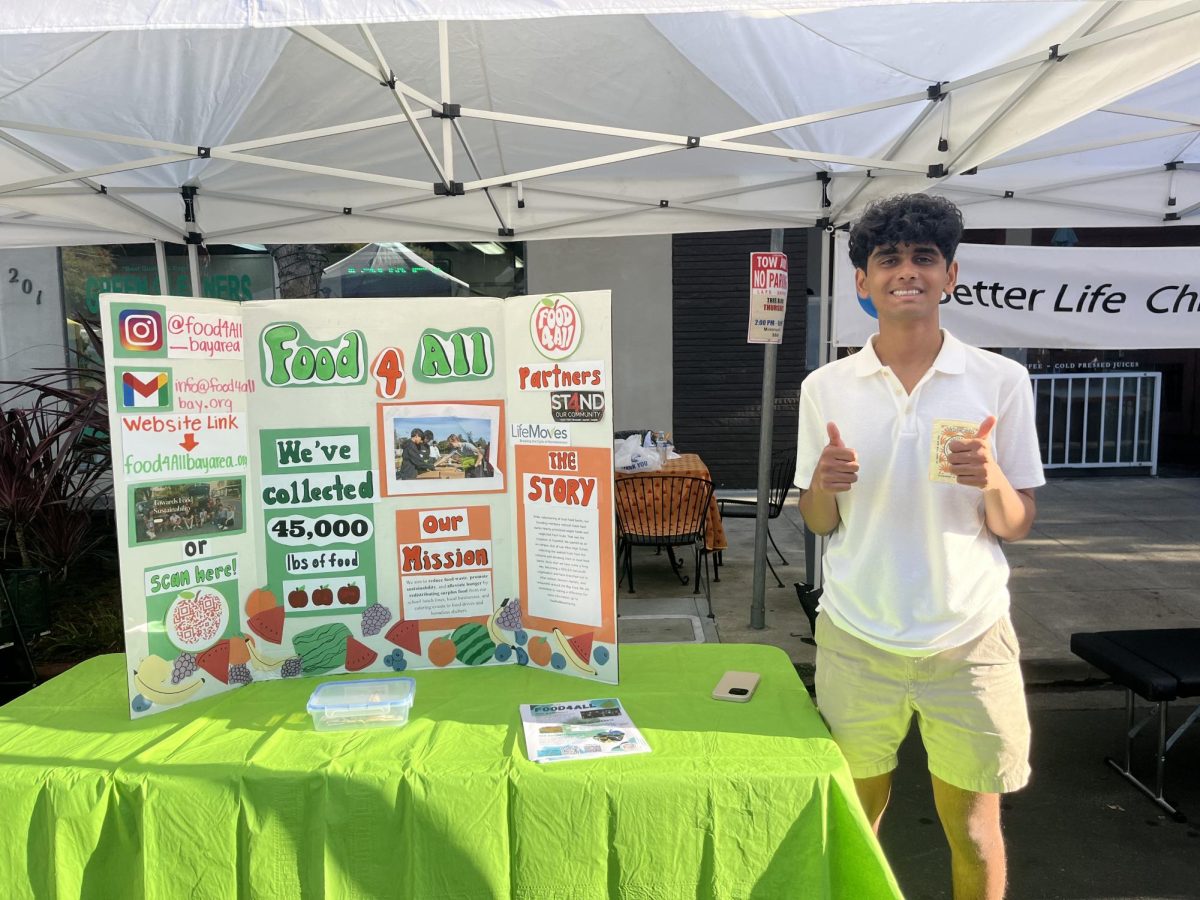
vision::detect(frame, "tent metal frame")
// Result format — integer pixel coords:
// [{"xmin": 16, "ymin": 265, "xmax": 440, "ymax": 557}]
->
[
  {"xmin": 1, "ymin": 0, "xmax": 1196, "ymax": 247},
  {"xmin": 1, "ymin": 2, "xmax": 1198, "ymax": 621}
]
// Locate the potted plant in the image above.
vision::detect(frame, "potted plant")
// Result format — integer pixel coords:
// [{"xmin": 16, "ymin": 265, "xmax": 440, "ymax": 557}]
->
[{"xmin": 0, "ymin": 324, "xmax": 111, "ymax": 646}]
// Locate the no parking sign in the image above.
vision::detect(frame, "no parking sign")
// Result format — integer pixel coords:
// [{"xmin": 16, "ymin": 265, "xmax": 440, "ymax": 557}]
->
[{"xmin": 748, "ymin": 252, "xmax": 787, "ymax": 344}]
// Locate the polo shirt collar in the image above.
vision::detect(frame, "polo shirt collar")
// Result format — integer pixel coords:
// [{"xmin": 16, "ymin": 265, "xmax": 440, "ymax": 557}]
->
[{"xmin": 854, "ymin": 329, "xmax": 967, "ymax": 377}]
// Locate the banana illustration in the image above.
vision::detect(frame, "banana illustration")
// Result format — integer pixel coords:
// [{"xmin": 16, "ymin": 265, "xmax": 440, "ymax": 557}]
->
[
  {"xmin": 485, "ymin": 607, "xmax": 506, "ymax": 645},
  {"xmin": 246, "ymin": 635, "xmax": 286, "ymax": 673},
  {"xmin": 552, "ymin": 628, "xmax": 597, "ymax": 676},
  {"xmin": 133, "ymin": 655, "xmax": 205, "ymax": 706}
]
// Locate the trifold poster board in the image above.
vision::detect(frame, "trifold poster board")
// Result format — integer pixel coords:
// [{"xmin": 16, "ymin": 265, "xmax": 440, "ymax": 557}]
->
[{"xmin": 100, "ymin": 292, "xmax": 616, "ymax": 718}]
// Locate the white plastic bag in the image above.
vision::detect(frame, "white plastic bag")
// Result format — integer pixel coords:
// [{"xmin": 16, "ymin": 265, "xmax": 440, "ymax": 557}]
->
[{"xmin": 614, "ymin": 435, "xmax": 663, "ymax": 472}]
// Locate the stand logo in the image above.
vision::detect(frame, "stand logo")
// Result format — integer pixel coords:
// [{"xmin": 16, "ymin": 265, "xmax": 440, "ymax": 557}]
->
[
  {"xmin": 550, "ymin": 391, "xmax": 605, "ymax": 422},
  {"xmin": 118, "ymin": 368, "xmax": 172, "ymax": 411},
  {"xmin": 531, "ymin": 295, "xmax": 582, "ymax": 360}
]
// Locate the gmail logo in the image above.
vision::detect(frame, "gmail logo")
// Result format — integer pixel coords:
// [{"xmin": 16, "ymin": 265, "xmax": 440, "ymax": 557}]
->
[
  {"xmin": 118, "ymin": 308, "xmax": 163, "ymax": 352},
  {"xmin": 118, "ymin": 369, "xmax": 171, "ymax": 411}
]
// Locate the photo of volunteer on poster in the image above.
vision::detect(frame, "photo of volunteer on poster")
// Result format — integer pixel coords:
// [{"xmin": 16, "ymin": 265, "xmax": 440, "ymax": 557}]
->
[{"xmin": 378, "ymin": 401, "xmax": 505, "ymax": 496}]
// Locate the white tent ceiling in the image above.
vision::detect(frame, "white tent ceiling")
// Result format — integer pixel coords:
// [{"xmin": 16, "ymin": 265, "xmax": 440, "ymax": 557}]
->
[{"xmin": 0, "ymin": 1, "xmax": 1197, "ymax": 248}]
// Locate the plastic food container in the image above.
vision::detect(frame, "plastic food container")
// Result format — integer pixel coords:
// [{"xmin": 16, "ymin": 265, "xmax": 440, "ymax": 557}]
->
[{"xmin": 307, "ymin": 677, "xmax": 416, "ymax": 732}]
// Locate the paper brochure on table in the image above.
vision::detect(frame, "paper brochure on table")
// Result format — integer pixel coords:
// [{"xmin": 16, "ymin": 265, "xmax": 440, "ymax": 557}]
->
[
  {"xmin": 101, "ymin": 292, "xmax": 617, "ymax": 718},
  {"xmin": 519, "ymin": 698, "xmax": 651, "ymax": 763}
]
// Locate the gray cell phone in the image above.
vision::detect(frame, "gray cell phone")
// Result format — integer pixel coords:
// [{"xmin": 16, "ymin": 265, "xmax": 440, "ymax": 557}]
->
[{"xmin": 712, "ymin": 671, "xmax": 760, "ymax": 702}]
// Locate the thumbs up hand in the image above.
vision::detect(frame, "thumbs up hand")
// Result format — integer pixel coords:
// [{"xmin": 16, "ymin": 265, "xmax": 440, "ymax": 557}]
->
[
  {"xmin": 812, "ymin": 421, "xmax": 859, "ymax": 494},
  {"xmin": 946, "ymin": 415, "xmax": 1001, "ymax": 490}
]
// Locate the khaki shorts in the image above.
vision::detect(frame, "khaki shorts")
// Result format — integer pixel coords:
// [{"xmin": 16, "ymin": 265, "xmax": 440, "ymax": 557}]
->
[{"xmin": 815, "ymin": 613, "xmax": 1031, "ymax": 794}]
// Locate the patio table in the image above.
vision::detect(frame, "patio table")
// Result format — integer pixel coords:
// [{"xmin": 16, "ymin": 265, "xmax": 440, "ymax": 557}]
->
[
  {"xmin": 615, "ymin": 453, "xmax": 728, "ymax": 551},
  {"xmin": 0, "ymin": 643, "xmax": 898, "ymax": 899}
]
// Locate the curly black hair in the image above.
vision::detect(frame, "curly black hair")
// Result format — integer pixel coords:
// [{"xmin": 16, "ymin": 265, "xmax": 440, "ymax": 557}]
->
[{"xmin": 847, "ymin": 194, "xmax": 963, "ymax": 271}]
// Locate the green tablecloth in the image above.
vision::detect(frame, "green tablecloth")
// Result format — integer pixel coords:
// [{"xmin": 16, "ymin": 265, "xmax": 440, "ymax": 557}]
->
[{"xmin": 0, "ymin": 644, "xmax": 899, "ymax": 899}]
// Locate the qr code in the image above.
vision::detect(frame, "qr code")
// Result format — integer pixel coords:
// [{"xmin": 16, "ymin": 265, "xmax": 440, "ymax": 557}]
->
[{"xmin": 172, "ymin": 593, "xmax": 226, "ymax": 646}]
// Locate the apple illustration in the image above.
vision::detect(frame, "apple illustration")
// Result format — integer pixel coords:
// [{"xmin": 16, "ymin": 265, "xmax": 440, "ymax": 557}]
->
[
  {"xmin": 527, "ymin": 635, "xmax": 553, "ymax": 667},
  {"xmin": 530, "ymin": 295, "xmax": 581, "ymax": 359},
  {"xmin": 428, "ymin": 636, "xmax": 457, "ymax": 667},
  {"xmin": 288, "ymin": 587, "xmax": 308, "ymax": 609},
  {"xmin": 337, "ymin": 585, "xmax": 361, "ymax": 605},
  {"xmin": 312, "ymin": 586, "xmax": 334, "ymax": 607}
]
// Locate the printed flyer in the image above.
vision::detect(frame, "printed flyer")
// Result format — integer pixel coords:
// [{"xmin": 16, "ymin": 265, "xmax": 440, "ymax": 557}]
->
[
  {"xmin": 101, "ymin": 292, "xmax": 616, "ymax": 717},
  {"xmin": 519, "ymin": 698, "xmax": 651, "ymax": 763}
]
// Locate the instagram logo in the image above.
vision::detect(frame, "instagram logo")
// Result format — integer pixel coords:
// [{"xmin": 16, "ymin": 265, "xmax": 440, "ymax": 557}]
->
[{"xmin": 119, "ymin": 309, "xmax": 163, "ymax": 352}]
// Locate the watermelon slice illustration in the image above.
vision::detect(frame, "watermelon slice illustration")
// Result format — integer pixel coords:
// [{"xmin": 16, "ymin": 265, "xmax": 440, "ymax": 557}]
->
[
  {"xmin": 344, "ymin": 636, "xmax": 377, "ymax": 672},
  {"xmin": 552, "ymin": 628, "xmax": 596, "ymax": 676},
  {"xmin": 384, "ymin": 619, "xmax": 422, "ymax": 655},
  {"xmin": 247, "ymin": 605, "xmax": 285, "ymax": 644},
  {"xmin": 197, "ymin": 640, "xmax": 232, "ymax": 683}
]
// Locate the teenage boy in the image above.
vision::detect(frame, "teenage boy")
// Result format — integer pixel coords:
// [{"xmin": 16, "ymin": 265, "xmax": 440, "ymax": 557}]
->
[
  {"xmin": 399, "ymin": 428, "xmax": 435, "ymax": 480},
  {"xmin": 795, "ymin": 193, "xmax": 1044, "ymax": 900}
]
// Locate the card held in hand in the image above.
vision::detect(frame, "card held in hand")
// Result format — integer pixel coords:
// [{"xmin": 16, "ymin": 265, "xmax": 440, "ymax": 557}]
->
[{"xmin": 929, "ymin": 419, "xmax": 978, "ymax": 483}]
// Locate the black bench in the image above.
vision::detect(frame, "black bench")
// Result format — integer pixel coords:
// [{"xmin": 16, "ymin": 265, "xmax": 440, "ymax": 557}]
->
[{"xmin": 1070, "ymin": 628, "xmax": 1200, "ymax": 822}]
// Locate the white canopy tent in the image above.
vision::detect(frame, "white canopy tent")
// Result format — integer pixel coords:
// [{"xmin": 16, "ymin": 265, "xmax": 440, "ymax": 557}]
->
[
  {"xmin": 3, "ymin": 0, "xmax": 1196, "ymax": 625},
  {"xmin": 0, "ymin": 1, "xmax": 1197, "ymax": 249}
]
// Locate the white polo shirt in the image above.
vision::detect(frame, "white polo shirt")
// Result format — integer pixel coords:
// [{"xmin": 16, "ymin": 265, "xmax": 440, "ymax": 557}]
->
[{"xmin": 795, "ymin": 330, "xmax": 1045, "ymax": 655}]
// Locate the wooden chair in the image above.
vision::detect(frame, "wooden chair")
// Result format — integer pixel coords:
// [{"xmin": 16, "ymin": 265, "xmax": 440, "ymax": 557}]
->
[
  {"xmin": 717, "ymin": 448, "xmax": 797, "ymax": 588},
  {"xmin": 614, "ymin": 474, "xmax": 715, "ymax": 618}
]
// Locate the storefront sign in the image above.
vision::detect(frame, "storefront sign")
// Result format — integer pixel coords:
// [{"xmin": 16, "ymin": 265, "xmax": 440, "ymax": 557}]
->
[{"xmin": 834, "ymin": 236, "xmax": 1200, "ymax": 349}]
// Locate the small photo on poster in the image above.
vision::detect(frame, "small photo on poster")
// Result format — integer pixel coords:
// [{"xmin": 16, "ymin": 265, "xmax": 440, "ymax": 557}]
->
[
  {"xmin": 129, "ymin": 477, "xmax": 246, "ymax": 544},
  {"xmin": 379, "ymin": 401, "xmax": 505, "ymax": 496}
]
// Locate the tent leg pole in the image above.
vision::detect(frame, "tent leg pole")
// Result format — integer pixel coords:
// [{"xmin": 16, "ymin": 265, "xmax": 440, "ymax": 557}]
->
[
  {"xmin": 187, "ymin": 243, "xmax": 202, "ymax": 298},
  {"xmin": 154, "ymin": 241, "xmax": 170, "ymax": 295},
  {"xmin": 808, "ymin": 227, "xmax": 836, "ymax": 592},
  {"xmin": 750, "ymin": 228, "xmax": 785, "ymax": 630}
]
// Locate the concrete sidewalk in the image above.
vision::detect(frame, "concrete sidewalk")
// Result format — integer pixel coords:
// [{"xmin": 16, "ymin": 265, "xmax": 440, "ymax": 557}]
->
[
  {"xmin": 617, "ymin": 477, "xmax": 1200, "ymax": 898},
  {"xmin": 884, "ymin": 687, "xmax": 1200, "ymax": 900},
  {"xmin": 618, "ymin": 476, "xmax": 1200, "ymax": 686}
]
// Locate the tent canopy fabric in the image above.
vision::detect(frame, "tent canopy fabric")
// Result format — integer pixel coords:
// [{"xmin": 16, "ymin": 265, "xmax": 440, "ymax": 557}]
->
[{"xmin": 0, "ymin": 1, "xmax": 1197, "ymax": 248}]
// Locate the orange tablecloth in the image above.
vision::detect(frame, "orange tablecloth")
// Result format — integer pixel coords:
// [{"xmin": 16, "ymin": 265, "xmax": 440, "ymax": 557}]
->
[{"xmin": 615, "ymin": 453, "xmax": 728, "ymax": 551}]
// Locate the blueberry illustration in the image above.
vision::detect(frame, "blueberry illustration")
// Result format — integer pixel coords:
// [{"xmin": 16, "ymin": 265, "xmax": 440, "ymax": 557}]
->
[
  {"xmin": 593, "ymin": 646, "xmax": 610, "ymax": 666},
  {"xmin": 131, "ymin": 694, "xmax": 152, "ymax": 713},
  {"xmin": 514, "ymin": 629, "xmax": 528, "ymax": 646},
  {"xmin": 515, "ymin": 647, "xmax": 529, "ymax": 666},
  {"xmin": 494, "ymin": 643, "xmax": 513, "ymax": 662},
  {"xmin": 550, "ymin": 652, "xmax": 566, "ymax": 670}
]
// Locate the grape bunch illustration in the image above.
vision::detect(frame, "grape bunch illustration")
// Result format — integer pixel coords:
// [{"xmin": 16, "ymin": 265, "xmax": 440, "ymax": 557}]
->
[
  {"xmin": 361, "ymin": 603, "xmax": 393, "ymax": 637},
  {"xmin": 229, "ymin": 663, "xmax": 253, "ymax": 685},
  {"xmin": 496, "ymin": 599, "xmax": 523, "ymax": 631},
  {"xmin": 171, "ymin": 652, "xmax": 198, "ymax": 684},
  {"xmin": 281, "ymin": 657, "xmax": 303, "ymax": 678}
]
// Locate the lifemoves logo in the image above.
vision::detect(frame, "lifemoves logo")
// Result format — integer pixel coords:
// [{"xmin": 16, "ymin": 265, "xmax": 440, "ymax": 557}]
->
[{"xmin": 119, "ymin": 308, "xmax": 164, "ymax": 351}]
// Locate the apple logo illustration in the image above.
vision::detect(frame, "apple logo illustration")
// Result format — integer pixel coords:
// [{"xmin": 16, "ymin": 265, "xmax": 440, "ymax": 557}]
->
[{"xmin": 530, "ymin": 295, "xmax": 582, "ymax": 360}]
